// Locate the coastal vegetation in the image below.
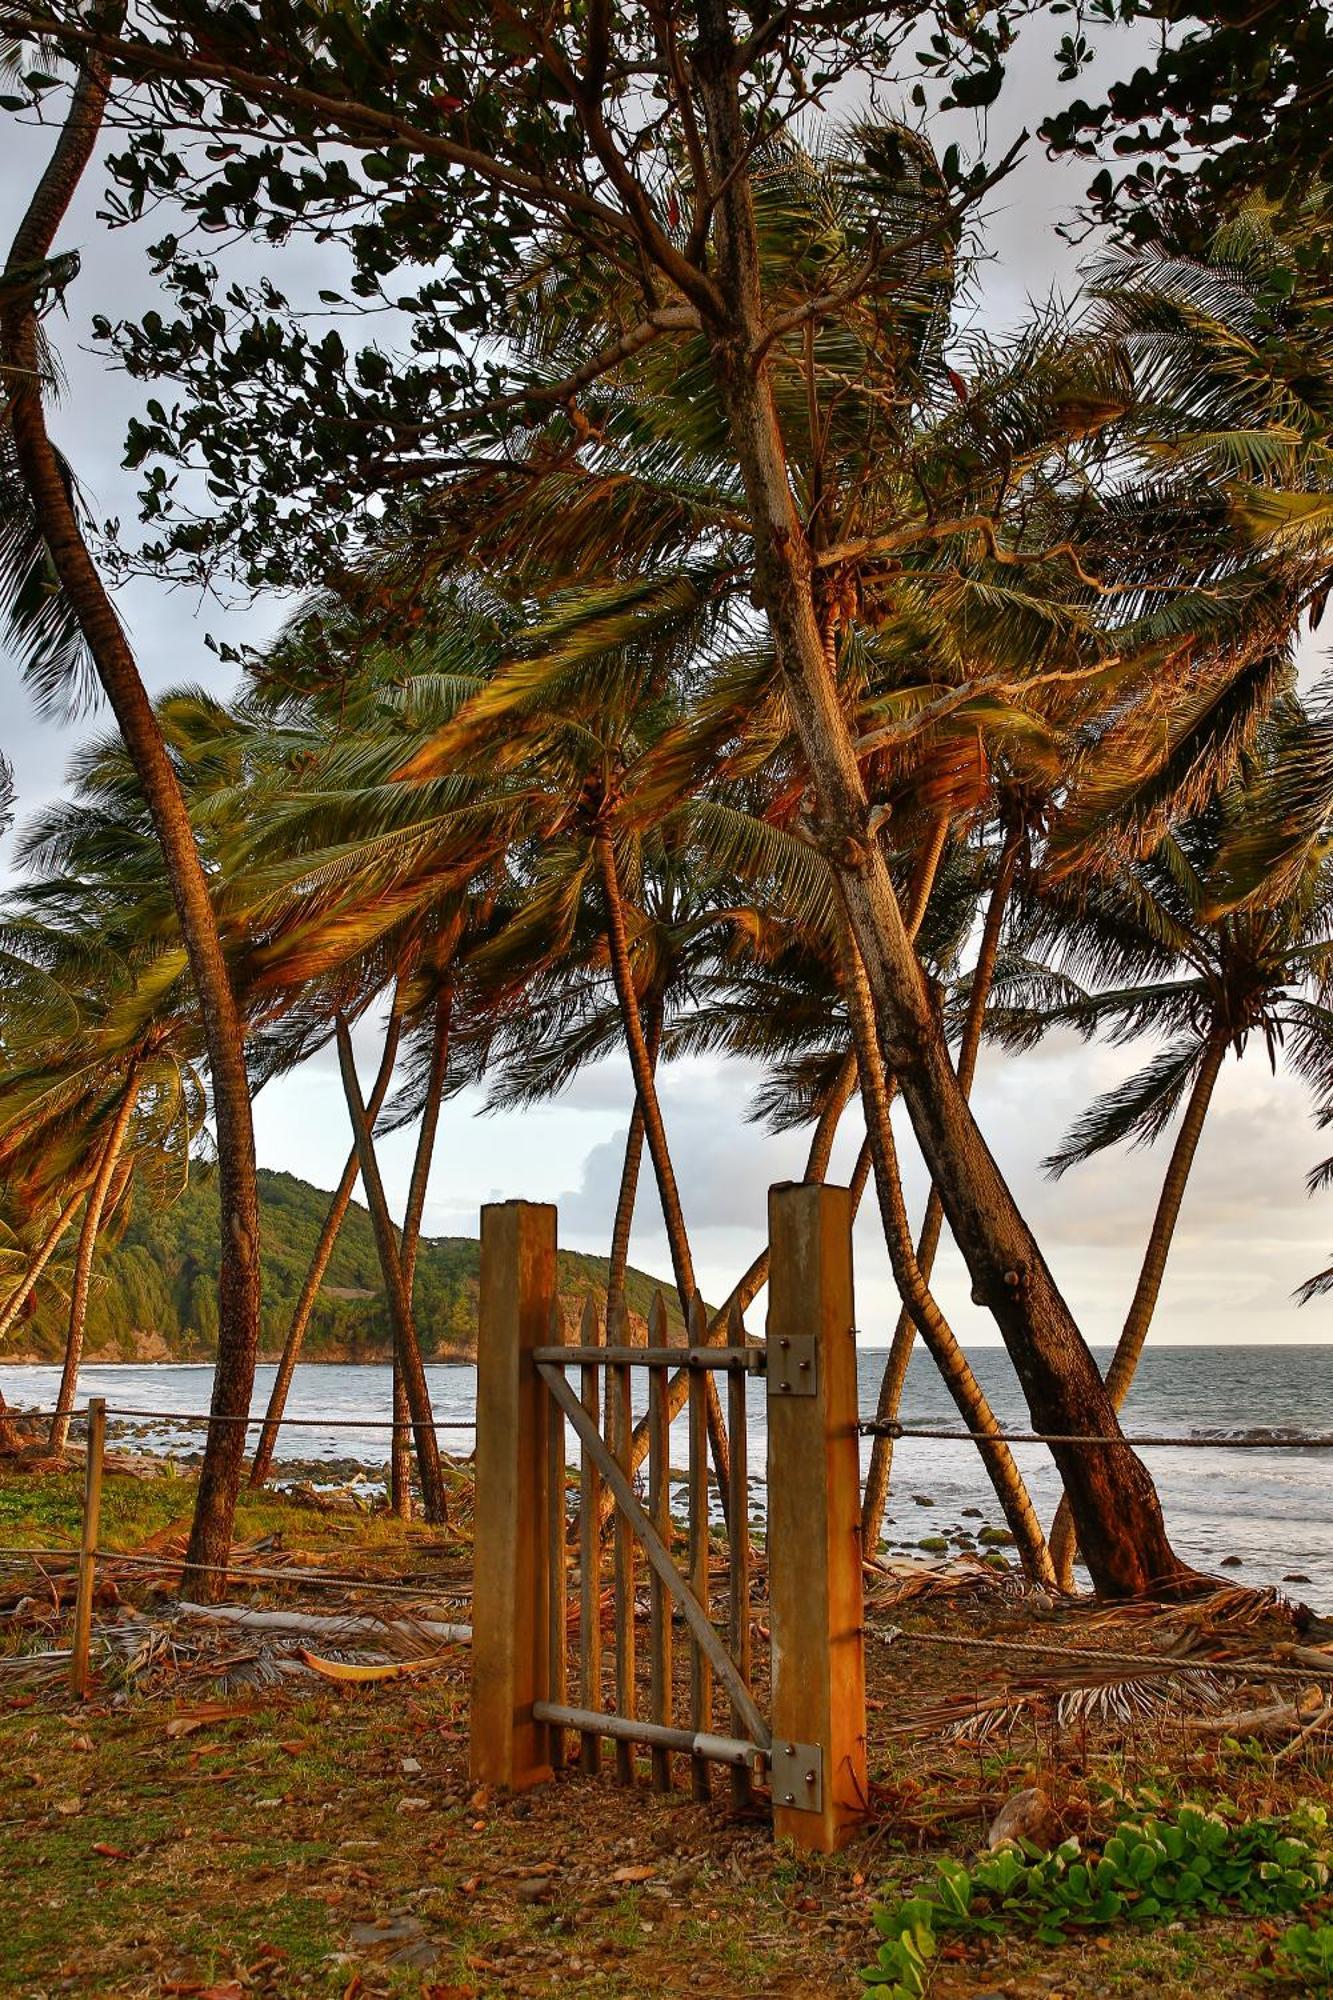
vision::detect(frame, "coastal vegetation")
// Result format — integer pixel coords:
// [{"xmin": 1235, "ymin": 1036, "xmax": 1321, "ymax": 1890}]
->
[
  {"xmin": 0, "ymin": 0, "xmax": 1332, "ymax": 1592},
  {"xmin": 1, "ymin": 1166, "xmax": 684, "ymax": 1366}
]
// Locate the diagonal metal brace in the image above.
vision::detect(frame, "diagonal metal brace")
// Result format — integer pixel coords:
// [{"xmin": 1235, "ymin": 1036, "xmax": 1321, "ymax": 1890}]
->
[{"xmin": 537, "ymin": 1359, "xmax": 770, "ymax": 1750}]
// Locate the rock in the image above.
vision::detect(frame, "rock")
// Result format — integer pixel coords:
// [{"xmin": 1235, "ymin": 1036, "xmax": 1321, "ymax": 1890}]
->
[
  {"xmin": 515, "ymin": 1877, "xmax": 553, "ymax": 1904},
  {"xmin": 961, "ymin": 1508, "xmax": 984, "ymax": 1519},
  {"xmin": 978, "ymin": 1525, "xmax": 1014, "ymax": 1546},
  {"xmin": 987, "ymin": 1787, "xmax": 1059, "ymax": 1852},
  {"xmin": 911, "ymin": 1494, "xmax": 935, "ymax": 1507},
  {"xmin": 347, "ymin": 1914, "xmax": 425, "ymax": 1947},
  {"xmin": 1221, "ymin": 1555, "xmax": 1243, "ymax": 1568},
  {"xmin": 918, "ymin": 1536, "xmax": 948, "ymax": 1553},
  {"xmin": 1285, "ymin": 1573, "xmax": 1313, "ymax": 1584}
]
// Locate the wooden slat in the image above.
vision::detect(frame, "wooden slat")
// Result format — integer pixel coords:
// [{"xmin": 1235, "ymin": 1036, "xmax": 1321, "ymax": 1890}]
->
[
  {"xmin": 546, "ymin": 1300, "xmax": 568, "ymax": 1775},
  {"xmin": 687, "ymin": 1294, "xmax": 712, "ymax": 1802},
  {"xmin": 70, "ymin": 1398, "xmax": 106, "ymax": 1701},
  {"xmin": 536, "ymin": 1360, "xmax": 769, "ymax": 1748},
  {"xmin": 610, "ymin": 1302, "xmax": 636, "ymax": 1785},
  {"xmin": 646, "ymin": 1292, "xmax": 672, "ymax": 1792},
  {"xmin": 726, "ymin": 1299, "xmax": 752, "ymax": 1810},
  {"xmin": 577, "ymin": 1292, "xmax": 603, "ymax": 1775}
]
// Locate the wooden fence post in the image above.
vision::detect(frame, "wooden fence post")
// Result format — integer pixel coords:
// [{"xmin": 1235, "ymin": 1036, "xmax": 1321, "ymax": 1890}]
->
[
  {"xmin": 766, "ymin": 1182, "xmax": 867, "ymax": 1852},
  {"xmin": 470, "ymin": 1200, "xmax": 558, "ymax": 1792},
  {"xmin": 70, "ymin": 1397, "xmax": 106, "ymax": 1701}
]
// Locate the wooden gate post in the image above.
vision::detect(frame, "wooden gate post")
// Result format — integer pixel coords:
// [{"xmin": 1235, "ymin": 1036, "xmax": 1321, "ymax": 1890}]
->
[
  {"xmin": 470, "ymin": 1200, "xmax": 558, "ymax": 1792},
  {"xmin": 766, "ymin": 1182, "xmax": 867, "ymax": 1852}
]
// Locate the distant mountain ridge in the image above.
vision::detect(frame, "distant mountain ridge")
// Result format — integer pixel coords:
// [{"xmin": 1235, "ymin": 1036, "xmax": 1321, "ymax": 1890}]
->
[{"xmin": 7, "ymin": 1168, "xmax": 685, "ymax": 1364}]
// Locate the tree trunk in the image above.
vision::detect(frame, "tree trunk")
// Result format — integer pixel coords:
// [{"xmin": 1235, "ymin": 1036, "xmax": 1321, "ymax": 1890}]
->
[
  {"xmin": 606, "ymin": 994, "xmax": 664, "ymax": 1324},
  {"xmin": 334, "ymin": 1013, "xmax": 447, "ymax": 1524},
  {"xmin": 393, "ymin": 983, "xmax": 454, "ymax": 1523},
  {"xmin": 1049, "ymin": 1029, "xmax": 1229, "ymax": 1588},
  {"xmin": 0, "ymin": 1194, "xmax": 83, "ymax": 1344},
  {"xmin": 862, "ymin": 825, "xmax": 1021, "ymax": 1553},
  {"xmin": 249, "ymin": 997, "xmax": 405, "ymax": 1489},
  {"xmin": 49, "ymin": 1066, "xmax": 140, "ymax": 1454},
  {"xmin": 693, "ymin": 0, "xmax": 1186, "ymax": 1596},
  {"xmin": 0, "ymin": 20, "xmax": 264, "ymax": 1600},
  {"xmin": 840, "ymin": 923, "xmax": 1054, "ymax": 1585},
  {"xmin": 390, "ymin": 1363, "xmax": 413, "ymax": 1519},
  {"xmin": 591, "ymin": 829, "xmax": 730, "ymax": 1498}
]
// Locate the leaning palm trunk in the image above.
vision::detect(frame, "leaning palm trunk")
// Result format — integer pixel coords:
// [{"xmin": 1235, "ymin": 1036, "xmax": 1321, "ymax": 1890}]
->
[
  {"xmin": 334, "ymin": 1014, "xmax": 447, "ymax": 1523},
  {"xmin": 841, "ymin": 923, "xmax": 1055, "ymax": 1587},
  {"xmin": 0, "ymin": 1194, "xmax": 83, "ymax": 1344},
  {"xmin": 49, "ymin": 1066, "xmax": 140, "ymax": 1455},
  {"xmin": 249, "ymin": 999, "xmax": 405, "ymax": 1489},
  {"xmin": 392, "ymin": 985, "xmax": 454, "ymax": 1521},
  {"xmin": 606, "ymin": 995, "xmax": 664, "ymax": 1324},
  {"xmin": 694, "ymin": 0, "xmax": 1185, "ymax": 1598},
  {"xmin": 591, "ymin": 830, "xmax": 730, "ymax": 1498},
  {"xmin": 862, "ymin": 827, "xmax": 1021, "ymax": 1554},
  {"xmin": 1, "ymin": 22, "xmax": 263, "ymax": 1597},
  {"xmin": 1049, "ymin": 1029, "xmax": 1229, "ymax": 1589}
]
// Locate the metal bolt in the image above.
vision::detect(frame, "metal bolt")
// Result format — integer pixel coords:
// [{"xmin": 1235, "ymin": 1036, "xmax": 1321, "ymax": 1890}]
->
[
  {"xmin": 783, "ymin": 1791, "xmax": 795, "ymax": 1805},
  {"xmin": 786, "ymin": 1743, "xmax": 796, "ymax": 1755},
  {"xmin": 780, "ymin": 1381, "xmax": 790, "ymax": 1392},
  {"xmin": 779, "ymin": 1336, "xmax": 790, "ymax": 1349},
  {"xmin": 798, "ymin": 1358, "xmax": 810, "ymax": 1371},
  {"xmin": 805, "ymin": 1770, "xmax": 816, "ymax": 1785}
]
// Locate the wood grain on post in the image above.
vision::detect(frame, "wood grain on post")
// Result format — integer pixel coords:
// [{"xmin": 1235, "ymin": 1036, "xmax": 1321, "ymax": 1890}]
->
[
  {"xmin": 687, "ymin": 1295, "xmax": 712, "ymax": 1802},
  {"xmin": 546, "ymin": 1302, "xmax": 568, "ymax": 1777},
  {"xmin": 610, "ymin": 1303, "xmax": 636, "ymax": 1785},
  {"xmin": 766, "ymin": 1182, "xmax": 868, "ymax": 1852},
  {"xmin": 578, "ymin": 1292, "xmax": 603, "ymax": 1775},
  {"xmin": 726, "ymin": 1299, "xmax": 753, "ymax": 1811},
  {"xmin": 470, "ymin": 1201, "xmax": 557, "ymax": 1792},
  {"xmin": 70, "ymin": 1396, "xmax": 106, "ymax": 1701},
  {"xmin": 647, "ymin": 1293, "xmax": 673, "ymax": 1791}
]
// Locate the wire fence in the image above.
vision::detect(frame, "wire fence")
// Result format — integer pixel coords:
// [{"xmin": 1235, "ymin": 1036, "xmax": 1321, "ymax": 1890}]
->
[
  {"xmin": 859, "ymin": 1420, "xmax": 1333, "ymax": 1449},
  {"xmin": 8, "ymin": 1404, "xmax": 475, "ymax": 1431},
  {"xmin": 5, "ymin": 1386, "xmax": 1333, "ymax": 1713}
]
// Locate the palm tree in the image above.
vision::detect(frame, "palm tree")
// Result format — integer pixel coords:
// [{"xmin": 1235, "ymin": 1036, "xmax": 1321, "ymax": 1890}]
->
[
  {"xmin": 0, "ymin": 28, "xmax": 262, "ymax": 1592},
  {"xmin": 994, "ymin": 703, "xmax": 1333, "ymax": 1585}
]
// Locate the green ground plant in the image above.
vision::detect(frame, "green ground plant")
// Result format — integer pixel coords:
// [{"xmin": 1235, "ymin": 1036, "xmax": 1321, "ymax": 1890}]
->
[
  {"xmin": 865, "ymin": 1802, "xmax": 1332, "ymax": 1995},
  {"xmin": 1273, "ymin": 1921, "xmax": 1333, "ymax": 1989}
]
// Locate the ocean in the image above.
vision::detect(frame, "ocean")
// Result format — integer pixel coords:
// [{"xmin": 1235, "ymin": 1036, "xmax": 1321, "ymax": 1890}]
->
[{"xmin": 5, "ymin": 1342, "xmax": 1333, "ymax": 1607}]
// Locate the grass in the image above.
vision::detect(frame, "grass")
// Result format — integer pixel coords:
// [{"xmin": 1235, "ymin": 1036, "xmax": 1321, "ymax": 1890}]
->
[{"xmin": 3, "ymin": 1467, "xmax": 1333, "ymax": 1996}]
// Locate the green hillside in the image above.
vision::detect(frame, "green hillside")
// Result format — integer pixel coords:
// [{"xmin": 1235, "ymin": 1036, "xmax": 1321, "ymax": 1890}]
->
[{"xmin": 11, "ymin": 1168, "xmax": 684, "ymax": 1364}]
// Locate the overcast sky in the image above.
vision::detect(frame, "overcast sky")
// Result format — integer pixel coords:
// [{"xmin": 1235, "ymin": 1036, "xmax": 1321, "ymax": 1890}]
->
[{"xmin": 3, "ymin": 31, "xmax": 1331, "ymax": 1353}]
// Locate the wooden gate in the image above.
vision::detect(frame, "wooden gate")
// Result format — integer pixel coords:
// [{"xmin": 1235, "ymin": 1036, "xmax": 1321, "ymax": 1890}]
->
[{"xmin": 469, "ymin": 1182, "xmax": 867, "ymax": 1853}]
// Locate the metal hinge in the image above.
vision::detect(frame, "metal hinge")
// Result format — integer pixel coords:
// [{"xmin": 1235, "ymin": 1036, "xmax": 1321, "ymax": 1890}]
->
[
  {"xmin": 769, "ymin": 1739, "xmax": 823, "ymax": 1813},
  {"xmin": 767, "ymin": 1333, "xmax": 817, "ymax": 1397}
]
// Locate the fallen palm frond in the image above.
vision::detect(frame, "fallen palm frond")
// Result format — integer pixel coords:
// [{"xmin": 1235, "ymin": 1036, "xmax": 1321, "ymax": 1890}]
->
[
  {"xmin": 1083, "ymin": 1582, "xmax": 1303, "ymax": 1636},
  {"xmin": 863, "ymin": 1552, "xmax": 1029, "ymax": 1609},
  {"xmin": 887, "ymin": 1658, "xmax": 1235, "ymax": 1741}
]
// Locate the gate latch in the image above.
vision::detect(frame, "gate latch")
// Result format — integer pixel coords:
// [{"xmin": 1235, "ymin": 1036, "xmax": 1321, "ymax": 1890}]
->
[
  {"xmin": 769, "ymin": 1740, "xmax": 823, "ymax": 1813},
  {"xmin": 768, "ymin": 1334, "xmax": 817, "ymax": 1397}
]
